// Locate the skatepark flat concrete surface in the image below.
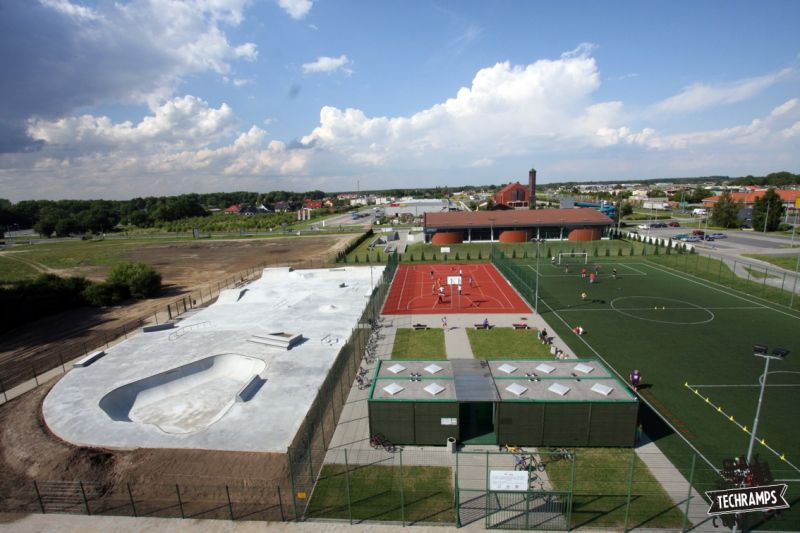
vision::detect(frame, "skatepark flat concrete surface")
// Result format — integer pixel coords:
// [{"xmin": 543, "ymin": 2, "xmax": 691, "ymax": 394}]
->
[{"xmin": 42, "ymin": 266, "xmax": 385, "ymax": 452}]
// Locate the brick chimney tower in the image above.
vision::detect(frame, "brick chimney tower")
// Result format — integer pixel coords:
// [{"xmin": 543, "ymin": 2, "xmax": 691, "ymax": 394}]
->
[{"xmin": 528, "ymin": 168, "xmax": 537, "ymax": 209}]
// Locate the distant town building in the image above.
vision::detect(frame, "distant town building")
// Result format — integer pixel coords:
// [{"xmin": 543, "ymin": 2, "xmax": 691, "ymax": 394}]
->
[
  {"xmin": 702, "ymin": 189, "xmax": 800, "ymax": 213},
  {"xmin": 494, "ymin": 182, "xmax": 530, "ymax": 208}
]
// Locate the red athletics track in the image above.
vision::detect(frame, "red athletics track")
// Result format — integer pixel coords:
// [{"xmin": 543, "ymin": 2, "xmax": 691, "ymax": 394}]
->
[{"xmin": 382, "ymin": 263, "xmax": 531, "ymax": 315}]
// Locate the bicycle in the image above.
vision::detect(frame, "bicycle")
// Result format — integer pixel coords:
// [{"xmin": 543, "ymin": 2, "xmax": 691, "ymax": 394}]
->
[
  {"xmin": 369, "ymin": 433, "xmax": 398, "ymax": 452},
  {"xmin": 513, "ymin": 453, "xmax": 545, "ymax": 472},
  {"xmin": 355, "ymin": 375, "xmax": 371, "ymax": 390}
]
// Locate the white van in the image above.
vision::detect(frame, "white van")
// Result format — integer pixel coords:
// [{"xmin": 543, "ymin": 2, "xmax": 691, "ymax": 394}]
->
[{"xmin": 692, "ymin": 208, "xmax": 707, "ymax": 216}]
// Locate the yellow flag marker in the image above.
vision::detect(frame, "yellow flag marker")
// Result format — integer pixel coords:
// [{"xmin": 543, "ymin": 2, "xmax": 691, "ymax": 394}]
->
[
  {"xmin": 761, "ymin": 439, "xmax": 766, "ymax": 445},
  {"xmin": 705, "ymin": 397, "xmax": 710, "ymax": 403},
  {"xmin": 684, "ymin": 382, "xmax": 688, "ymax": 387},
  {"xmin": 717, "ymin": 406, "xmax": 722, "ymax": 412},
  {"xmin": 781, "ymin": 454, "xmax": 786, "ymax": 461},
  {"xmin": 743, "ymin": 426, "xmax": 749, "ymax": 433},
  {"xmin": 729, "ymin": 415, "xmax": 734, "ymax": 421}
]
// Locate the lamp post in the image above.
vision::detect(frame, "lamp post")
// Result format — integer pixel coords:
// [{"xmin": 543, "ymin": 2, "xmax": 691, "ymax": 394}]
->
[
  {"xmin": 532, "ymin": 238, "xmax": 545, "ymax": 315},
  {"xmin": 731, "ymin": 345, "xmax": 789, "ymax": 533},
  {"xmin": 488, "ymin": 218, "xmax": 496, "ymax": 243}
]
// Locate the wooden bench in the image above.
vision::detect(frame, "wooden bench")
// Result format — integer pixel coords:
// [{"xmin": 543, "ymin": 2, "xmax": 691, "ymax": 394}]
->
[
  {"xmin": 512, "ymin": 323, "xmax": 530, "ymax": 330},
  {"xmin": 412, "ymin": 323, "xmax": 430, "ymax": 330},
  {"xmin": 474, "ymin": 324, "xmax": 494, "ymax": 330}
]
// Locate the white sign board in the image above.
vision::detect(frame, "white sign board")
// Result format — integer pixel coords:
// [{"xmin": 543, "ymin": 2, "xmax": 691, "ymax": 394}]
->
[
  {"xmin": 447, "ymin": 276, "xmax": 462, "ymax": 286},
  {"xmin": 440, "ymin": 247, "xmax": 451, "ymax": 253},
  {"xmin": 440, "ymin": 417, "xmax": 458, "ymax": 426},
  {"xmin": 489, "ymin": 470, "xmax": 529, "ymax": 492}
]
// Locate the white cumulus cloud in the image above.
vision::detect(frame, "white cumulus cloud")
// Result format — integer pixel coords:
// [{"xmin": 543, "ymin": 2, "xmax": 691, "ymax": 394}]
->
[
  {"xmin": 302, "ymin": 55, "xmax": 353, "ymax": 75},
  {"xmin": 277, "ymin": 0, "xmax": 313, "ymax": 19}
]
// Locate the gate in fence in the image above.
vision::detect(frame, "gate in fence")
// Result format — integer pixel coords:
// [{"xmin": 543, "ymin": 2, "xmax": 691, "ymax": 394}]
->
[{"xmin": 485, "ymin": 490, "xmax": 571, "ymax": 530}]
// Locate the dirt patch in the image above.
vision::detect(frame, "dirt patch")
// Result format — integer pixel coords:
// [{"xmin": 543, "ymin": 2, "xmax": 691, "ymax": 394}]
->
[
  {"xmin": 0, "ymin": 235, "xmax": 352, "ymax": 515},
  {"xmin": 0, "ymin": 235, "xmax": 353, "ymax": 388},
  {"xmin": 0, "ymin": 378, "xmax": 290, "ymax": 515}
]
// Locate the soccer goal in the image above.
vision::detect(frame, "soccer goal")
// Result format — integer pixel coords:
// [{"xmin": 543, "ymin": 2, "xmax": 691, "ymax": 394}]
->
[{"xmin": 557, "ymin": 252, "xmax": 589, "ymax": 265}]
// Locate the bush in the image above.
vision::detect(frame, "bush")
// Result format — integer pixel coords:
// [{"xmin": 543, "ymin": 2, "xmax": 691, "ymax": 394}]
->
[
  {"xmin": 617, "ymin": 248, "xmax": 622, "ymax": 257},
  {"xmin": 108, "ymin": 262, "xmax": 162, "ymax": 299},
  {"xmin": 629, "ymin": 247, "xmax": 634, "ymax": 256},
  {"xmin": 605, "ymin": 248, "xmax": 610, "ymax": 257},
  {"xmin": 455, "ymin": 252, "xmax": 460, "ymax": 260},
  {"xmin": 511, "ymin": 249, "xmax": 516, "ymax": 259},
  {"xmin": 83, "ymin": 281, "xmax": 128, "ymax": 306}
]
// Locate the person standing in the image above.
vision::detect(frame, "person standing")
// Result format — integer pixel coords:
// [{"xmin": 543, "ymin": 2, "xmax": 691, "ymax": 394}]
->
[
  {"xmin": 581, "ymin": 267, "xmax": 587, "ymax": 279},
  {"xmin": 629, "ymin": 369, "xmax": 642, "ymax": 391},
  {"xmin": 441, "ymin": 316, "xmax": 448, "ymax": 330}
]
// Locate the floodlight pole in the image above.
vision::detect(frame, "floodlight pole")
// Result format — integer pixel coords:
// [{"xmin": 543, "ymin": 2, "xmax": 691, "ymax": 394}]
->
[{"xmin": 745, "ymin": 355, "xmax": 771, "ymax": 466}]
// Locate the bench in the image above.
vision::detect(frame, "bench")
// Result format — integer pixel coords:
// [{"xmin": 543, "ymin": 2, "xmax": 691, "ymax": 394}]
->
[
  {"xmin": 512, "ymin": 323, "xmax": 530, "ymax": 330},
  {"xmin": 474, "ymin": 324, "xmax": 494, "ymax": 330},
  {"xmin": 412, "ymin": 323, "xmax": 430, "ymax": 330}
]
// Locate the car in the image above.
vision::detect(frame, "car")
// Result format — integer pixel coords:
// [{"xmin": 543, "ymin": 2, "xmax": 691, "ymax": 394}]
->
[
  {"xmin": 692, "ymin": 230, "xmax": 705, "ymax": 236},
  {"xmin": 668, "ymin": 221, "xmax": 680, "ymax": 227},
  {"xmin": 673, "ymin": 233, "xmax": 689, "ymax": 241},
  {"xmin": 704, "ymin": 235, "xmax": 715, "ymax": 241},
  {"xmin": 685, "ymin": 236, "xmax": 700, "ymax": 242},
  {"xmin": 656, "ymin": 222, "xmax": 668, "ymax": 228},
  {"xmin": 649, "ymin": 223, "xmax": 660, "ymax": 228},
  {"xmin": 711, "ymin": 232, "xmax": 727, "ymax": 239},
  {"xmin": 637, "ymin": 224, "xmax": 649, "ymax": 230}
]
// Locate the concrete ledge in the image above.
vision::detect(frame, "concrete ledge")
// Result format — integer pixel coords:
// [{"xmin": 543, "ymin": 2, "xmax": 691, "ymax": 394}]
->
[
  {"xmin": 250, "ymin": 332, "xmax": 302, "ymax": 350},
  {"xmin": 73, "ymin": 350, "xmax": 106, "ymax": 368},
  {"xmin": 142, "ymin": 323, "xmax": 175, "ymax": 333},
  {"xmin": 236, "ymin": 375, "xmax": 266, "ymax": 402}
]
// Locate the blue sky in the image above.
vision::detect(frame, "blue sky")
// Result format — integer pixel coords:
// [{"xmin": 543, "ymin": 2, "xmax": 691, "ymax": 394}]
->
[{"xmin": 0, "ymin": 0, "xmax": 798, "ymax": 201}]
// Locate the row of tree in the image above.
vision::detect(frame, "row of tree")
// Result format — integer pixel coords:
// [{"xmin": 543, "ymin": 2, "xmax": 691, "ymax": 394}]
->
[
  {"xmin": 711, "ymin": 188, "xmax": 787, "ymax": 231},
  {"xmin": 0, "ymin": 263, "xmax": 161, "ymax": 333}
]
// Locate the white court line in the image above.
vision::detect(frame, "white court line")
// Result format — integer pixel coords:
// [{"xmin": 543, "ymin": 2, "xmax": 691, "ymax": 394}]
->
[
  {"xmin": 537, "ymin": 295, "xmax": 720, "ymax": 473},
  {"xmin": 618, "ymin": 263, "xmax": 648, "ymax": 275},
  {"xmin": 641, "ymin": 262, "xmax": 800, "ymax": 319}
]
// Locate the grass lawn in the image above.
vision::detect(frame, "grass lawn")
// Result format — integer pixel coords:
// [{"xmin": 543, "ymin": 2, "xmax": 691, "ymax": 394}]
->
[
  {"xmin": 307, "ymin": 464, "xmax": 455, "ymax": 524},
  {"xmin": 743, "ymin": 253, "xmax": 800, "ymax": 271},
  {"xmin": 0, "ymin": 255, "xmax": 42, "ymax": 283},
  {"xmin": 467, "ymin": 328, "xmax": 555, "ymax": 359},
  {"xmin": 392, "ymin": 328, "xmax": 446, "ymax": 359},
  {"xmin": 545, "ymin": 448, "xmax": 687, "ymax": 529},
  {"xmin": 743, "ymin": 266, "xmax": 780, "ymax": 279}
]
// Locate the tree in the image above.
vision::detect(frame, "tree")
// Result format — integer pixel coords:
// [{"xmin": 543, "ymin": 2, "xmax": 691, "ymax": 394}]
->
[
  {"xmin": 648, "ymin": 189, "xmax": 666, "ymax": 198},
  {"xmin": 620, "ymin": 202, "xmax": 634, "ymax": 218},
  {"xmin": 710, "ymin": 192, "xmax": 741, "ymax": 228},
  {"xmin": 751, "ymin": 188, "xmax": 785, "ymax": 232},
  {"xmin": 108, "ymin": 262, "xmax": 162, "ymax": 299}
]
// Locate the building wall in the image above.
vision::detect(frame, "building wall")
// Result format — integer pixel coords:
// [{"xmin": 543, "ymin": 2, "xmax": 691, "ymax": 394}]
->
[
  {"xmin": 369, "ymin": 401, "xmax": 459, "ymax": 445},
  {"xmin": 431, "ymin": 231, "xmax": 464, "ymax": 244},
  {"xmin": 568, "ymin": 228, "xmax": 602, "ymax": 241},
  {"xmin": 498, "ymin": 230, "xmax": 529, "ymax": 243}
]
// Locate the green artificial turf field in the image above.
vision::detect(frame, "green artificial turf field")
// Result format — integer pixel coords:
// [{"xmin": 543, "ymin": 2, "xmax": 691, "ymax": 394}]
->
[{"xmin": 527, "ymin": 258, "xmax": 799, "ymax": 464}]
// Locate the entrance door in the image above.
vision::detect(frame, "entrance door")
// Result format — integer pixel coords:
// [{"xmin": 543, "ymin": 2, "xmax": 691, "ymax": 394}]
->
[{"xmin": 460, "ymin": 402, "xmax": 495, "ymax": 444}]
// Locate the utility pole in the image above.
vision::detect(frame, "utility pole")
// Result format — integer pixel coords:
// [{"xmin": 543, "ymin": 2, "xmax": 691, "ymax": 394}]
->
[{"xmin": 763, "ymin": 201, "xmax": 771, "ymax": 233}]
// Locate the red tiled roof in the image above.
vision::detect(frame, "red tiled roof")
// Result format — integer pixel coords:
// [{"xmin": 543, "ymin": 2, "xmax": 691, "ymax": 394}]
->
[
  {"xmin": 703, "ymin": 190, "xmax": 800, "ymax": 205},
  {"xmin": 497, "ymin": 182, "xmax": 527, "ymax": 194},
  {"xmin": 424, "ymin": 208, "xmax": 613, "ymax": 229}
]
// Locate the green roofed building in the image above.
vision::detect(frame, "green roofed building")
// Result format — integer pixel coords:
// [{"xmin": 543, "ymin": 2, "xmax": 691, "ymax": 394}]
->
[{"xmin": 368, "ymin": 359, "xmax": 637, "ymax": 447}]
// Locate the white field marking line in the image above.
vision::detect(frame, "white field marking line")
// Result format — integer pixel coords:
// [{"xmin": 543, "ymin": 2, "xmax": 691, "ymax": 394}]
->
[
  {"xmin": 687, "ymin": 384, "xmax": 800, "ymax": 388},
  {"xmin": 527, "ymin": 264, "xmax": 646, "ymax": 278},
  {"xmin": 483, "ymin": 263, "xmax": 515, "ymax": 309},
  {"xmin": 643, "ymin": 261, "xmax": 800, "ymax": 321},
  {"xmin": 557, "ymin": 306, "xmax": 768, "ymax": 313},
  {"xmin": 537, "ymin": 295, "xmax": 720, "ymax": 473},
  {"xmin": 618, "ymin": 263, "xmax": 648, "ymax": 275},
  {"xmin": 686, "ymin": 383, "xmax": 800, "ymax": 475}
]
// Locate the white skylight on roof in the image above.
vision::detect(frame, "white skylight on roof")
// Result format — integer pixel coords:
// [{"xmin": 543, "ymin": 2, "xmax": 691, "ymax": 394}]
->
[
  {"xmin": 591, "ymin": 383, "xmax": 613, "ymax": 396},
  {"xmin": 506, "ymin": 383, "xmax": 528, "ymax": 396},
  {"xmin": 424, "ymin": 383, "xmax": 446, "ymax": 396},
  {"xmin": 383, "ymin": 383, "xmax": 404, "ymax": 395},
  {"xmin": 535, "ymin": 363, "xmax": 555, "ymax": 374},
  {"xmin": 424, "ymin": 364, "xmax": 443, "ymax": 374},
  {"xmin": 498, "ymin": 363, "xmax": 517, "ymax": 374},
  {"xmin": 548, "ymin": 383, "xmax": 570, "ymax": 396},
  {"xmin": 387, "ymin": 364, "xmax": 406, "ymax": 374},
  {"xmin": 574, "ymin": 363, "xmax": 594, "ymax": 374}
]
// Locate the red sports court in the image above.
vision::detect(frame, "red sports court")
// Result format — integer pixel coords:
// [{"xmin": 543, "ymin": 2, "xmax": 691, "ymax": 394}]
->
[{"xmin": 382, "ymin": 263, "xmax": 531, "ymax": 315}]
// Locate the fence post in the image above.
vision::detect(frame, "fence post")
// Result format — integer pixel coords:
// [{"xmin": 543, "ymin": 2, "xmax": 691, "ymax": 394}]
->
[
  {"xmin": 127, "ymin": 483, "xmax": 137, "ymax": 517},
  {"xmin": 32, "ymin": 365, "xmax": 39, "ymax": 386},
  {"xmin": 79, "ymin": 481, "xmax": 90, "ymax": 515},
  {"xmin": 225, "ymin": 485, "xmax": 234, "ymax": 520},
  {"xmin": 344, "ymin": 449, "xmax": 353, "ymax": 525},
  {"xmin": 287, "ymin": 449, "xmax": 300, "ymax": 521},
  {"xmin": 176, "ymin": 484, "xmax": 184, "ymax": 518},
  {"xmin": 399, "ymin": 449, "xmax": 406, "ymax": 526},
  {"xmin": 0, "ymin": 378, "xmax": 7, "ymax": 403},
  {"xmin": 33, "ymin": 480, "xmax": 45, "ymax": 513},
  {"xmin": 277, "ymin": 485, "xmax": 285, "ymax": 521},
  {"xmin": 58, "ymin": 353, "xmax": 66, "ymax": 374},
  {"xmin": 567, "ymin": 452, "xmax": 576, "ymax": 528},
  {"xmin": 622, "ymin": 449, "xmax": 636, "ymax": 532},
  {"xmin": 682, "ymin": 454, "xmax": 696, "ymax": 532}
]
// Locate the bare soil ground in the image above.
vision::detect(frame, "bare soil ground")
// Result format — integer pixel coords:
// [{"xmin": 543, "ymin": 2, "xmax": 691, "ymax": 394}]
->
[
  {"xmin": 0, "ymin": 235, "xmax": 351, "ymax": 513},
  {"xmin": 0, "ymin": 235, "xmax": 352, "ymax": 388}
]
